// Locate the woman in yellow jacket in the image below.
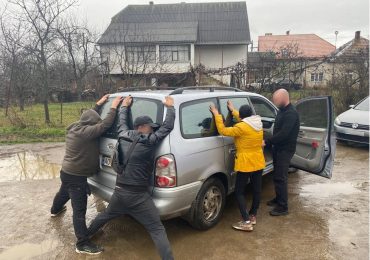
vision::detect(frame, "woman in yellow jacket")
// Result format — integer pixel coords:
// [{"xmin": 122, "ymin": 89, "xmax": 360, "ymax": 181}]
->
[{"xmin": 210, "ymin": 101, "xmax": 265, "ymax": 232}]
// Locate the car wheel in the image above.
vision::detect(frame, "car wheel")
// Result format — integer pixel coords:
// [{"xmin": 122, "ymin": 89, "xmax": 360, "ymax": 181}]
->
[{"xmin": 187, "ymin": 178, "xmax": 226, "ymax": 230}]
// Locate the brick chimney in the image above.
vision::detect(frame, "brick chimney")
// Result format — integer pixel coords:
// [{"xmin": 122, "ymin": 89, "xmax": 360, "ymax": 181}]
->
[
  {"xmin": 355, "ymin": 31, "xmax": 361, "ymax": 42},
  {"xmin": 265, "ymin": 33, "xmax": 272, "ymax": 36},
  {"xmin": 149, "ymin": 1, "xmax": 154, "ymax": 5},
  {"xmin": 286, "ymin": 31, "xmax": 290, "ymax": 35}
]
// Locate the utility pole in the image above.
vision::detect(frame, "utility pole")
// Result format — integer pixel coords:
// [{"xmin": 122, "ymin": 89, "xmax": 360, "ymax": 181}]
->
[{"xmin": 332, "ymin": 31, "xmax": 339, "ymax": 87}]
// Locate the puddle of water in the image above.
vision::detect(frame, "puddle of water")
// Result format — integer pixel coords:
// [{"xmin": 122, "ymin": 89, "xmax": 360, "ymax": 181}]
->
[
  {"xmin": 0, "ymin": 239, "xmax": 59, "ymax": 260},
  {"xmin": 300, "ymin": 182, "xmax": 360, "ymax": 198},
  {"xmin": 0, "ymin": 152, "xmax": 60, "ymax": 182}
]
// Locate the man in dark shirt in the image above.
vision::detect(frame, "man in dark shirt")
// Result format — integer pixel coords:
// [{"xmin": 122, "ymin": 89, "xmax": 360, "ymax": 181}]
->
[
  {"xmin": 88, "ymin": 95, "xmax": 175, "ymax": 260},
  {"xmin": 265, "ymin": 89, "xmax": 300, "ymax": 216},
  {"xmin": 50, "ymin": 94, "xmax": 122, "ymax": 255}
]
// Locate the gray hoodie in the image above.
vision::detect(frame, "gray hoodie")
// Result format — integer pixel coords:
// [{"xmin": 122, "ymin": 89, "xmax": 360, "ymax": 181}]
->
[{"xmin": 61, "ymin": 105, "xmax": 116, "ymax": 177}]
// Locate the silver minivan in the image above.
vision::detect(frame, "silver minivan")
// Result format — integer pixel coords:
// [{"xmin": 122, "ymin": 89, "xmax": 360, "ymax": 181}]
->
[{"xmin": 88, "ymin": 86, "xmax": 336, "ymax": 230}]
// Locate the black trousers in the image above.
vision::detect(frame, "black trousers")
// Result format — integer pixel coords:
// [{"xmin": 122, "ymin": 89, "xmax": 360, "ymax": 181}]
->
[
  {"xmin": 272, "ymin": 149, "xmax": 295, "ymax": 211},
  {"xmin": 51, "ymin": 171, "xmax": 91, "ymax": 246},
  {"xmin": 235, "ymin": 170, "xmax": 263, "ymax": 221},
  {"xmin": 87, "ymin": 187, "xmax": 174, "ymax": 260}
]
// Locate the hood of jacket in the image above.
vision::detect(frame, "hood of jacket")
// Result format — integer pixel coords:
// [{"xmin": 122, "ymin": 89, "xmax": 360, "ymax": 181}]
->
[
  {"xmin": 242, "ymin": 115, "xmax": 263, "ymax": 131},
  {"xmin": 67, "ymin": 109, "xmax": 102, "ymax": 131}
]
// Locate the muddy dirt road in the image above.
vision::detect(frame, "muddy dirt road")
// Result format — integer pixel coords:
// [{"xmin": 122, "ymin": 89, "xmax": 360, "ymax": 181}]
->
[{"xmin": 0, "ymin": 142, "xmax": 368, "ymax": 260}]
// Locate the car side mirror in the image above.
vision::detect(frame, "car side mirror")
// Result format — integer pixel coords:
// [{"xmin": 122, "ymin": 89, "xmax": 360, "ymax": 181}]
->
[{"xmin": 349, "ymin": 105, "xmax": 355, "ymax": 109}]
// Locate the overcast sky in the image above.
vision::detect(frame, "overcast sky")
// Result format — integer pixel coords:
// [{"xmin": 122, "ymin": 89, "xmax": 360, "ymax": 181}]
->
[{"xmin": 2, "ymin": 0, "xmax": 369, "ymax": 48}]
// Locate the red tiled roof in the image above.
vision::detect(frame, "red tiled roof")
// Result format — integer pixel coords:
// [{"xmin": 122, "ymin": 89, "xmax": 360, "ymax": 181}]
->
[
  {"xmin": 334, "ymin": 37, "xmax": 369, "ymax": 58},
  {"xmin": 258, "ymin": 34, "xmax": 335, "ymax": 58}
]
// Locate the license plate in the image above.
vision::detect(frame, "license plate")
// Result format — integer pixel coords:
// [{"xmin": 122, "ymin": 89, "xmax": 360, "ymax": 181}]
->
[{"xmin": 102, "ymin": 156, "xmax": 112, "ymax": 167}]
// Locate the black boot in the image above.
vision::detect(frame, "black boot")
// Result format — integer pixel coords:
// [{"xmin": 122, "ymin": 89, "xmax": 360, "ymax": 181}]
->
[
  {"xmin": 269, "ymin": 206, "xmax": 289, "ymax": 216},
  {"xmin": 266, "ymin": 198, "xmax": 278, "ymax": 207}
]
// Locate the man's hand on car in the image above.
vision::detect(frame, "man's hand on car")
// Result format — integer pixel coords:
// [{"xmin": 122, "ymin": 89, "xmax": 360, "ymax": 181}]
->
[
  {"xmin": 209, "ymin": 103, "xmax": 219, "ymax": 115},
  {"xmin": 227, "ymin": 100, "xmax": 235, "ymax": 112},
  {"xmin": 111, "ymin": 96, "xmax": 123, "ymax": 109},
  {"xmin": 163, "ymin": 96, "xmax": 174, "ymax": 107},
  {"xmin": 96, "ymin": 94, "xmax": 110, "ymax": 106},
  {"xmin": 122, "ymin": 96, "xmax": 133, "ymax": 107}
]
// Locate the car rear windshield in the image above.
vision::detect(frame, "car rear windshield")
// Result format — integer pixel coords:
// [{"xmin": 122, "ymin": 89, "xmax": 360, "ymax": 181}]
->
[
  {"xmin": 99, "ymin": 97, "xmax": 164, "ymax": 139},
  {"xmin": 354, "ymin": 97, "xmax": 369, "ymax": 111}
]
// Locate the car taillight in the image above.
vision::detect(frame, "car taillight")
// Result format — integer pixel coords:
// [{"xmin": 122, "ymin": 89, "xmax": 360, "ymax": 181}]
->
[{"xmin": 155, "ymin": 154, "xmax": 177, "ymax": 188}]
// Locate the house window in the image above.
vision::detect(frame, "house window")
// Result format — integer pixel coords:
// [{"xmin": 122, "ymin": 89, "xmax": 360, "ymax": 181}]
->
[
  {"xmin": 281, "ymin": 48, "xmax": 289, "ymax": 58},
  {"xmin": 172, "ymin": 51, "xmax": 178, "ymax": 61},
  {"xmin": 345, "ymin": 72, "xmax": 354, "ymax": 82},
  {"xmin": 125, "ymin": 45, "xmax": 156, "ymax": 63},
  {"xmin": 159, "ymin": 45, "xmax": 190, "ymax": 62},
  {"xmin": 311, "ymin": 72, "xmax": 324, "ymax": 82}
]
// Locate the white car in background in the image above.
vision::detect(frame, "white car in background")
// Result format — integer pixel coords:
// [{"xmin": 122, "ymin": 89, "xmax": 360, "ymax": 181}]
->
[{"xmin": 334, "ymin": 96, "xmax": 369, "ymax": 145}]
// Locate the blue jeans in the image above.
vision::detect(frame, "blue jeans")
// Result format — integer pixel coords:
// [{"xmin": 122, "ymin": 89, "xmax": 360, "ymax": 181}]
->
[
  {"xmin": 51, "ymin": 171, "xmax": 91, "ymax": 246},
  {"xmin": 88, "ymin": 187, "xmax": 174, "ymax": 260}
]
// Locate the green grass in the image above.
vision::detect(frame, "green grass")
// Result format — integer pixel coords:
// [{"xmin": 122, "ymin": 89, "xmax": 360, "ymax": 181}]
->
[{"xmin": 0, "ymin": 102, "xmax": 95, "ymax": 144}]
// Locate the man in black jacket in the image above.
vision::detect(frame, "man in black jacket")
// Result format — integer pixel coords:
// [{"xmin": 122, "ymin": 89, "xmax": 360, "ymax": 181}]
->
[
  {"xmin": 50, "ymin": 94, "xmax": 122, "ymax": 255},
  {"xmin": 265, "ymin": 89, "xmax": 300, "ymax": 216},
  {"xmin": 88, "ymin": 95, "xmax": 175, "ymax": 260}
]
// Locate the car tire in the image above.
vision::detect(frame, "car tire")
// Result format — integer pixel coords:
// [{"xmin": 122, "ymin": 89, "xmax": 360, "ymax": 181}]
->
[{"xmin": 187, "ymin": 178, "xmax": 226, "ymax": 230}]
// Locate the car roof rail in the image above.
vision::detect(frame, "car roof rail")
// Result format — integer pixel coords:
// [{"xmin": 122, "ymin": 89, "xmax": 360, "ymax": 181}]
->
[
  {"xmin": 116, "ymin": 87, "xmax": 178, "ymax": 92},
  {"xmin": 169, "ymin": 85, "xmax": 243, "ymax": 95}
]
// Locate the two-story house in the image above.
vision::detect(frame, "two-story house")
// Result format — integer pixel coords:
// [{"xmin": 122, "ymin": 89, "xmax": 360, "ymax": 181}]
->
[{"xmin": 98, "ymin": 1, "xmax": 251, "ymax": 88}]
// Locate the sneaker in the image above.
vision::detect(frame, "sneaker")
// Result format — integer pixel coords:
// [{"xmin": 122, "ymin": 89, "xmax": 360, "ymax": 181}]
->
[
  {"xmin": 75, "ymin": 242, "xmax": 103, "ymax": 255},
  {"xmin": 51, "ymin": 205, "xmax": 67, "ymax": 217},
  {"xmin": 232, "ymin": 221, "xmax": 253, "ymax": 232},
  {"xmin": 249, "ymin": 215, "xmax": 257, "ymax": 225},
  {"xmin": 266, "ymin": 198, "xmax": 278, "ymax": 207},
  {"xmin": 269, "ymin": 206, "xmax": 289, "ymax": 216}
]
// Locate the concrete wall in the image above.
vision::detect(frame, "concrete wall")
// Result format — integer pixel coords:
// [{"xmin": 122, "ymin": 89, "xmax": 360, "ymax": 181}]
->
[
  {"xmin": 194, "ymin": 44, "xmax": 248, "ymax": 69},
  {"xmin": 101, "ymin": 43, "xmax": 248, "ymax": 78},
  {"xmin": 100, "ymin": 44, "xmax": 193, "ymax": 75}
]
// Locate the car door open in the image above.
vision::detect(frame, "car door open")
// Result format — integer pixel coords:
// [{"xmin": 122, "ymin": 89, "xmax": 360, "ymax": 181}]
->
[{"xmin": 290, "ymin": 96, "xmax": 336, "ymax": 178}]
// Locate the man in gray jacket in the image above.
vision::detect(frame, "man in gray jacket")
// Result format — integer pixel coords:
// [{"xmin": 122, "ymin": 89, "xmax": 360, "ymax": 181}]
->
[
  {"xmin": 50, "ymin": 94, "xmax": 122, "ymax": 255},
  {"xmin": 88, "ymin": 95, "xmax": 175, "ymax": 260}
]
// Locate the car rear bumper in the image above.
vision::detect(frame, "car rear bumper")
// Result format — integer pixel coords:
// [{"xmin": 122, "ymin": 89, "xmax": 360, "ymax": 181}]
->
[
  {"xmin": 152, "ymin": 181, "xmax": 202, "ymax": 219},
  {"xmin": 334, "ymin": 124, "xmax": 369, "ymax": 144},
  {"xmin": 87, "ymin": 178, "xmax": 202, "ymax": 220}
]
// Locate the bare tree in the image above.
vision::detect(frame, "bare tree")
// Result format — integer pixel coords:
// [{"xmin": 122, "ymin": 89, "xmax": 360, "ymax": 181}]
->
[
  {"xmin": 7, "ymin": 0, "xmax": 78, "ymax": 123},
  {"xmin": 57, "ymin": 18, "xmax": 99, "ymax": 99},
  {"xmin": 328, "ymin": 46, "xmax": 369, "ymax": 113},
  {"xmin": 255, "ymin": 42, "xmax": 307, "ymax": 91},
  {"xmin": 0, "ymin": 7, "xmax": 30, "ymax": 114},
  {"xmin": 197, "ymin": 42, "xmax": 310, "ymax": 92}
]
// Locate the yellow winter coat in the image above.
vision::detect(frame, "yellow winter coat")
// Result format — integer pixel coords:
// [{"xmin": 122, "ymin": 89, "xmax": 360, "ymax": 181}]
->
[{"xmin": 215, "ymin": 110, "xmax": 265, "ymax": 172}]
